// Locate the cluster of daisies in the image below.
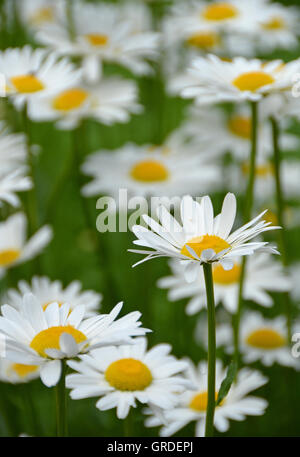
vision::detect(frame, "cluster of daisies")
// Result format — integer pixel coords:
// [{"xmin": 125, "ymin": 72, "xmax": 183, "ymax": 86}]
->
[{"xmin": 0, "ymin": 0, "xmax": 299, "ymax": 438}]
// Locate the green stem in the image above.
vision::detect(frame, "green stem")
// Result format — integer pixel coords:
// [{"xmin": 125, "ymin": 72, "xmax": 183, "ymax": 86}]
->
[
  {"xmin": 65, "ymin": 0, "xmax": 76, "ymax": 41},
  {"xmin": 123, "ymin": 411, "xmax": 132, "ymax": 437},
  {"xmin": 234, "ymin": 101, "xmax": 259, "ymax": 365},
  {"xmin": 203, "ymin": 263, "xmax": 216, "ymax": 438},
  {"xmin": 270, "ymin": 116, "xmax": 292, "ymax": 340},
  {"xmin": 55, "ymin": 361, "xmax": 68, "ymax": 437}
]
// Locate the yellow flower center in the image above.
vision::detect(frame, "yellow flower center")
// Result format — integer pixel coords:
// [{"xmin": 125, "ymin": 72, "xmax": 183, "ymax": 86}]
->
[
  {"xmin": 233, "ymin": 71, "xmax": 275, "ymax": 92},
  {"xmin": 30, "ymin": 326, "xmax": 87, "ymax": 358},
  {"xmin": 213, "ymin": 262, "xmax": 241, "ymax": 285},
  {"xmin": 246, "ymin": 328, "xmax": 286, "ymax": 349},
  {"xmin": 228, "ymin": 115, "xmax": 251, "ymax": 139},
  {"xmin": 105, "ymin": 358, "xmax": 153, "ymax": 391},
  {"xmin": 11, "ymin": 363, "xmax": 38, "ymax": 378},
  {"xmin": 130, "ymin": 160, "xmax": 169, "ymax": 182},
  {"xmin": 187, "ymin": 31, "xmax": 220, "ymax": 49},
  {"xmin": 190, "ymin": 391, "xmax": 221, "ymax": 412},
  {"xmin": 202, "ymin": 3, "xmax": 238, "ymax": 21},
  {"xmin": 264, "ymin": 210, "xmax": 278, "ymax": 226},
  {"xmin": 242, "ymin": 162, "xmax": 274, "ymax": 177},
  {"xmin": 181, "ymin": 235, "xmax": 230, "ymax": 260},
  {"xmin": 52, "ymin": 88, "xmax": 88, "ymax": 112},
  {"xmin": 0, "ymin": 249, "xmax": 21, "ymax": 267},
  {"xmin": 85, "ymin": 34, "xmax": 109, "ymax": 46},
  {"xmin": 262, "ymin": 16, "xmax": 285, "ymax": 30},
  {"xmin": 10, "ymin": 74, "xmax": 45, "ymax": 93},
  {"xmin": 31, "ymin": 7, "xmax": 54, "ymax": 25}
]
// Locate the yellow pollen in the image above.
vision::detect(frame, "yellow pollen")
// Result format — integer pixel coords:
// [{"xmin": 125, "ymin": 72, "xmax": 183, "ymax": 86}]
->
[
  {"xmin": 262, "ymin": 16, "xmax": 285, "ymax": 30},
  {"xmin": 264, "ymin": 210, "xmax": 278, "ymax": 226},
  {"xmin": 181, "ymin": 235, "xmax": 230, "ymax": 260},
  {"xmin": 202, "ymin": 3, "xmax": 238, "ymax": 21},
  {"xmin": 105, "ymin": 358, "xmax": 153, "ymax": 391},
  {"xmin": 30, "ymin": 326, "xmax": 87, "ymax": 358},
  {"xmin": 85, "ymin": 34, "xmax": 109, "ymax": 46},
  {"xmin": 190, "ymin": 391, "xmax": 222, "ymax": 412},
  {"xmin": 213, "ymin": 262, "xmax": 241, "ymax": 285},
  {"xmin": 228, "ymin": 115, "xmax": 251, "ymax": 139},
  {"xmin": 242, "ymin": 162, "xmax": 274, "ymax": 177},
  {"xmin": 42, "ymin": 301, "xmax": 64, "ymax": 311},
  {"xmin": 52, "ymin": 88, "xmax": 88, "ymax": 112},
  {"xmin": 130, "ymin": 160, "xmax": 169, "ymax": 182},
  {"xmin": 187, "ymin": 31, "xmax": 220, "ymax": 49},
  {"xmin": 10, "ymin": 74, "xmax": 45, "ymax": 93},
  {"xmin": 233, "ymin": 71, "xmax": 275, "ymax": 92},
  {"xmin": 0, "ymin": 249, "xmax": 21, "ymax": 267},
  {"xmin": 11, "ymin": 363, "xmax": 38, "ymax": 378},
  {"xmin": 31, "ymin": 7, "xmax": 54, "ymax": 25},
  {"xmin": 246, "ymin": 328, "xmax": 286, "ymax": 349}
]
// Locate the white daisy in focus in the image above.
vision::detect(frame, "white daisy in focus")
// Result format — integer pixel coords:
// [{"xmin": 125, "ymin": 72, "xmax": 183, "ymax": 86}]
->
[
  {"xmin": 81, "ymin": 133, "xmax": 220, "ymax": 205},
  {"xmin": 17, "ymin": 0, "xmax": 64, "ymax": 30},
  {"xmin": 27, "ymin": 77, "xmax": 141, "ymax": 129},
  {"xmin": 239, "ymin": 312, "xmax": 297, "ymax": 368},
  {"xmin": 158, "ymin": 254, "xmax": 291, "ymax": 315},
  {"xmin": 170, "ymin": 54, "xmax": 300, "ymax": 104},
  {"xmin": 0, "ymin": 295, "xmax": 150, "ymax": 387},
  {"xmin": 0, "ymin": 169, "xmax": 32, "ymax": 207},
  {"xmin": 130, "ymin": 192, "xmax": 279, "ymax": 282},
  {"xmin": 0, "ymin": 358, "xmax": 40, "ymax": 384},
  {"xmin": 256, "ymin": 2, "xmax": 300, "ymax": 53},
  {"xmin": 0, "ymin": 213, "xmax": 52, "ymax": 278},
  {"xmin": 4, "ymin": 276, "xmax": 102, "ymax": 317},
  {"xmin": 66, "ymin": 337, "xmax": 191, "ymax": 419},
  {"xmin": 182, "ymin": 103, "xmax": 300, "ymax": 161},
  {"xmin": 0, "ymin": 46, "xmax": 81, "ymax": 109},
  {"xmin": 144, "ymin": 359, "xmax": 268, "ymax": 437},
  {"xmin": 36, "ymin": 1, "xmax": 160, "ymax": 82}
]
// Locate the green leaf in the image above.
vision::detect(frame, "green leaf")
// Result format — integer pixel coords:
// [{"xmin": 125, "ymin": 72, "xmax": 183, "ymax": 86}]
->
[{"xmin": 216, "ymin": 360, "xmax": 238, "ymax": 406}]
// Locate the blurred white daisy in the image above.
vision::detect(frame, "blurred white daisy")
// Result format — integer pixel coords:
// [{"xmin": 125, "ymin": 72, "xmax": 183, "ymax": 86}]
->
[
  {"xmin": 130, "ymin": 192, "xmax": 279, "ymax": 282},
  {"xmin": 239, "ymin": 312, "xmax": 297, "ymax": 368},
  {"xmin": 27, "ymin": 77, "xmax": 141, "ymax": 129},
  {"xmin": 183, "ymin": 103, "xmax": 300, "ymax": 161},
  {"xmin": 0, "ymin": 46, "xmax": 81, "ymax": 109},
  {"xmin": 170, "ymin": 54, "xmax": 300, "ymax": 104},
  {"xmin": 66, "ymin": 337, "xmax": 191, "ymax": 419},
  {"xmin": 144, "ymin": 359, "xmax": 268, "ymax": 437},
  {"xmin": 0, "ymin": 213, "xmax": 52, "ymax": 278},
  {"xmin": 5, "ymin": 276, "xmax": 102, "ymax": 317},
  {"xmin": 0, "ymin": 123, "xmax": 28, "ymax": 174},
  {"xmin": 17, "ymin": 0, "xmax": 64, "ymax": 30},
  {"xmin": 158, "ymin": 253, "xmax": 291, "ymax": 315},
  {"xmin": 0, "ymin": 358, "xmax": 40, "ymax": 384},
  {"xmin": 0, "ymin": 295, "xmax": 149, "ymax": 387},
  {"xmin": 36, "ymin": 1, "xmax": 160, "ymax": 82},
  {"xmin": 0, "ymin": 169, "xmax": 32, "ymax": 207},
  {"xmin": 81, "ymin": 133, "xmax": 220, "ymax": 204},
  {"xmin": 256, "ymin": 2, "xmax": 300, "ymax": 53}
]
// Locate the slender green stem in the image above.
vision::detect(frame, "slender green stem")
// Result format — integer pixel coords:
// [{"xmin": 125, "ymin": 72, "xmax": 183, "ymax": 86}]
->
[
  {"xmin": 233, "ymin": 101, "xmax": 259, "ymax": 365},
  {"xmin": 203, "ymin": 263, "xmax": 216, "ymax": 438},
  {"xmin": 55, "ymin": 361, "xmax": 68, "ymax": 437},
  {"xmin": 270, "ymin": 116, "xmax": 292, "ymax": 340},
  {"xmin": 123, "ymin": 411, "xmax": 132, "ymax": 437},
  {"xmin": 65, "ymin": 0, "xmax": 76, "ymax": 41}
]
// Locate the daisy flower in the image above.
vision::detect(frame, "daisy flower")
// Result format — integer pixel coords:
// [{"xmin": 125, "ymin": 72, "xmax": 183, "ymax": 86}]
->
[
  {"xmin": 130, "ymin": 192, "xmax": 279, "ymax": 282},
  {"xmin": 0, "ymin": 123, "xmax": 28, "ymax": 174},
  {"xmin": 182, "ymin": 103, "xmax": 300, "ymax": 162},
  {"xmin": 0, "ymin": 46, "xmax": 82, "ymax": 109},
  {"xmin": 0, "ymin": 294, "xmax": 149, "ymax": 387},
  {"xmin": 66, "ymin": 337, "xmax": 191, "ymax": 419},
  {"xmin": 36, "ymin": 1, "xmax": 160, "ymax": 82},
  {"xmin": 17, "ymin": 0, "xmax": 64, "ymax": 30},
  {"xmin": 0, "ymin": 169, "xmax": 32, "ymax": 207},
  {"xmin": 256, "ymin": 2, "xmax": 300, "ymax": 53},
  {"xmin": 27, "ymin": 77, "xmax": 141, "ymax": 129},
  {"xmin": 158, "ymin": 253, "xmax": 291, "ymax": 315},
  {"xmin": 0, "ymin": 213, "xmax": 52, "ymax": 278},
  {"xmin": 0, "ymin": 358, "xmax": 40, "ymax": 384},
  {"xmin": 81, "ymin": 134, "xmax": 220, "ymax": 205},
  {"xmin": 4, "ymin": 276, "xmax": 102, "ymax": 317},
  {"xmin": 144, "ymin": 359, "xmax": 268, "ymax": 437},
  {"xmin": 239, "ymin": 312, "xmax": 298, "ymax": 368},
  {"xmin": 170, "ymin": 54, "xmax": 300, "ymax": 104}
]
